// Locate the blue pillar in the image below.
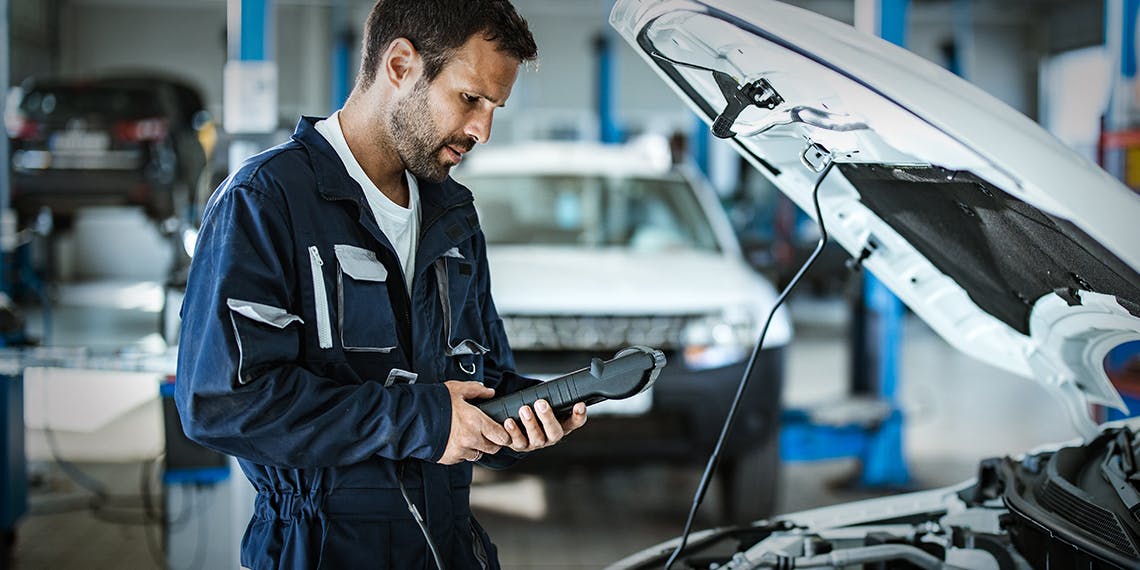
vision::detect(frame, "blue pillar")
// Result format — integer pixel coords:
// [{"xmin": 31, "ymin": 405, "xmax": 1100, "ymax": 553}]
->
[
  {"xmin": 0, "ymin": 0, "xmax": 10, "ymax": 300},
  {"xmin": 232, "ymin": 0, "xmax": 271, "ymax": 61},
  {"xmin": 224, "ymin": 0, "xmax": 277, "ymax": 136},
  {"xmin": 1, "ymin": 374, "xmax": 26, "ymax": 551},
  {"xmin": 595, "ymin": 32, "xmax": 622, "ymax": 143},
  {"xmin": 690, "ymin": 113, "xmax": 709, "ymax": 174},
  {"xmin": 1104, "ymin": 0, "xmax": 1140, "ymax": 183},
  {"xmin": 330, "ymin": 0, "xmax": 352, "ymax": 112},
  {"xmin": 860, "ymin": 0, "xmax": 910, "ymax": 488},
  {"xmin": 0, "ymin": 0, "xmax": 21, "ymax": 551}
]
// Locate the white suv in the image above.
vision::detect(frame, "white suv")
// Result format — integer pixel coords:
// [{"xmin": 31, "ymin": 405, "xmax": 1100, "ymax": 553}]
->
[{"xmin": 456, "ymin": 139, "xmax": 791, "ymax": 522}]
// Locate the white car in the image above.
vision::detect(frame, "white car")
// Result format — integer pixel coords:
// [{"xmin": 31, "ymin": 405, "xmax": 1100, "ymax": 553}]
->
[
  {"xmin": 455, "ymin": 139, "xmax": 792, "ymax": 522},
  {"xmin": 607, "ymin": 0, "xmax": 1140, "ymax": 568}
]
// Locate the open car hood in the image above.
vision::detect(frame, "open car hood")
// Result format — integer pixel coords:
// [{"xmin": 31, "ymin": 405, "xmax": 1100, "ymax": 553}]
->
[{"xmin": 611, "ymin": 0, "xmax": 1140, "ymax": 437}]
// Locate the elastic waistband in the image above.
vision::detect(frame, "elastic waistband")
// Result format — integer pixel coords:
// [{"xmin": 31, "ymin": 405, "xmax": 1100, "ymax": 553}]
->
[{"xmin": 253, "ymin": 487, "xmax": 471, "ymax": 522}]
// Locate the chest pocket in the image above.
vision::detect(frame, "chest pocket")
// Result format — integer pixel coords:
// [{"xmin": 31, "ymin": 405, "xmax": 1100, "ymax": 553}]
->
[
  {"xmin": 433, "ymin": 249, "xmax": 489, "ymax": 378},
  {"xmin": 334, "ymin": 244, "xmax": 399, "ymax": 352}
]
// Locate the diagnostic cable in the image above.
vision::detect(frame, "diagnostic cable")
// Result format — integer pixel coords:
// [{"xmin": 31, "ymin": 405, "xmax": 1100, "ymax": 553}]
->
[{"xmin": 665, "ymin": 159, "xmax": 837, "ymax": 569}]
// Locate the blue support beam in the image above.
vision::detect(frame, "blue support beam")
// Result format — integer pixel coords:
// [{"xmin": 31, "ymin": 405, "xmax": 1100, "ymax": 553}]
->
[
  {"xmin": 230, "ymin": 0, "xmax": 272, "ymax": 62},
  {"xmin": 595, "ymin": 32, "xmax": 622, "ymax": 144},
  {"xmin": 859, "ymin": 0, "xmax": 910, "ymax": 489},
  {"xmin": 0, "ymin": 0, "xmax": 10, "ymax": 300},
  {"xmin": 1, "ymin": 374, "xmax": 26, "ymax": 550},
  {"xmin": 690, "ymin": 113, "xmax": 709, "ymax": 174},
  {"xmin": 1123, "ymin": 0, "xmax": 1139, "ymax": 80},
  {"xmin": 0, "ymin": 0, "xmax": 21, "ymax": 553},
  {"xmin": 330, "ymin": 0, "xmax": 352, "ymax": 112},
  {"xmin": 860, "ymin": 275, "xmax": 909, "ymax": 486}
]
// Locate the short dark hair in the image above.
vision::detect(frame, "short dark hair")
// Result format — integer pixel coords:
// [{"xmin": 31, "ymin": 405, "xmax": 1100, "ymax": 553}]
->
[{"xmin": 358, "ymin": 0, "xmax": 537, "ymax": 88}]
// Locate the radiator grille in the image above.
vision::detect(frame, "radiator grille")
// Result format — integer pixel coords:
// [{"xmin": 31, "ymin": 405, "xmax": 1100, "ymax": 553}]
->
[{"xmin": 501, "ymin": 314, "xmax": 701, "ymax": 351}]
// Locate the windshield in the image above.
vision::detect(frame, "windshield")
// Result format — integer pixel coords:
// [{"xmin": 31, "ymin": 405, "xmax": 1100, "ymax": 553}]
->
[{"xmin": 463, "ymin": 173, "xmax": 720, "ymax": 253}]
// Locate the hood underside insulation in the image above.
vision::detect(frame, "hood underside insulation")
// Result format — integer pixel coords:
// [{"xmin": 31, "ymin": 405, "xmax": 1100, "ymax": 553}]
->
[{"xmin": 839, "ymin": 163, "xmax": 1140, "ymax": 335}]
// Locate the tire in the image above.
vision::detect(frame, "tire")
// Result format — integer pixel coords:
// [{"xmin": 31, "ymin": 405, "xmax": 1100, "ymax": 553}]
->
[{"xmin": 718, "ymin": 431, "xmax": 780, "ymax": 525}]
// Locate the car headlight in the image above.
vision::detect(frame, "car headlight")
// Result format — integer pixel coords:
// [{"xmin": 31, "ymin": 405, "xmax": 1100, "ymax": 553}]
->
[{"xmin": 681, "ymin": 308, "xmax": 757, "ymax": 370}]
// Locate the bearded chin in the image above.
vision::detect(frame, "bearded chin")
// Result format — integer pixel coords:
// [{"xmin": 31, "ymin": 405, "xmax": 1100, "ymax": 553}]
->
[
  {"xmin": 389, "ymin": 88, "xmax": 451, "ymax": 183},
  {"xmin": 397, "ymin": 143, "xmax": 449, "ymax": 183}
]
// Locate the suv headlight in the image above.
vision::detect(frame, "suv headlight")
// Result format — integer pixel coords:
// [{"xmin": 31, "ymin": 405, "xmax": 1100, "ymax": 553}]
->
[{"xmin": 681, "ymin": 308, "xmax": 756, "ymax": 370}]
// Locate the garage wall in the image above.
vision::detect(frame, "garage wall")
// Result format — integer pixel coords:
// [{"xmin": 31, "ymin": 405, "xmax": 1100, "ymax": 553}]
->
[
  {"xmin": 58, "ymin": 2, "xmax": 228, "ymax": 117},
  {"xmin": 908, "ymin": 2, "xmax": 1037, "ymax": 117},
  {"xmin": 56, "ymin": 1, "xmax": 334, "ymax": 125},
  {"xmin": 9, "ymin": 0, "xmax": 57, "ymax": 85},
  {"xmin": 46, "ymin": 0, "xmax": 1088, "ymax": 141}
]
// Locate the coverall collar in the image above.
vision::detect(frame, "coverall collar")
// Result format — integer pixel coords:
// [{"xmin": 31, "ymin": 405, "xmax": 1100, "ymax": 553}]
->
[{"xmin": 291, "ymin": 116, "xmax": 473, "ymax": 214}]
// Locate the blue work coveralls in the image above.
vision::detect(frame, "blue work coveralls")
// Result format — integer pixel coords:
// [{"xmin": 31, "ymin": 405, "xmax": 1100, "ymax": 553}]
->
[{"xmin": 175, "ymin": 117, "xmax": 536, "ymax": 569}]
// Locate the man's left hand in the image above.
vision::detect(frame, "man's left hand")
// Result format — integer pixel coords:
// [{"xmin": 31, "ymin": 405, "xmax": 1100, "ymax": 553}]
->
[{"xmin": 503, "ymin": 400, "xmax": 587, "ymax": 452}]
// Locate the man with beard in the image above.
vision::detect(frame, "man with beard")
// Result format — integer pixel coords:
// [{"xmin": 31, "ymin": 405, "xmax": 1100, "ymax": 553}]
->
[{"xmin": 175, "ymin": 1, "xmax": 586, "ymax": 568}]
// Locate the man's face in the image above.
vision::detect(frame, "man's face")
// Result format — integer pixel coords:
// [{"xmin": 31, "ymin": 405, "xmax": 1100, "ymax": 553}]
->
[{"xmin": 388, "ymin": 35, "xmax": 521, "ymax": 183}]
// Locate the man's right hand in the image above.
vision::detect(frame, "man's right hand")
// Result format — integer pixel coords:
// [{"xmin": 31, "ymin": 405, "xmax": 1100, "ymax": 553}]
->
[{"xmin": 438, "ymin": 381, "xmax": 511, "ymax": 465}]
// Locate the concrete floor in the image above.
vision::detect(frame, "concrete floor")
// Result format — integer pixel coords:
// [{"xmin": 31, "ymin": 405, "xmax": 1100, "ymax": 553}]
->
[{"xmin": 4, "ymin": 210, "xmax": 1085, "ymax": 569}]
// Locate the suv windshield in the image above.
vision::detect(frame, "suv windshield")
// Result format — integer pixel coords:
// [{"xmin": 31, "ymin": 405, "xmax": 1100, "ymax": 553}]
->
[
  {"xmin": 20, "ymin": 86, "xmax": 162, "ymax": 121},
  {"xmin": 465, "ymin": 174, "xmax": 720, "ymax": 253}
]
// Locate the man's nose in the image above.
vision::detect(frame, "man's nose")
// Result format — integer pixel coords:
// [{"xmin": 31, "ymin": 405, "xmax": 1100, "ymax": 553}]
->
[{"xmin": 465, "ymin": 109, "xmax": 493, "ymax": 144}]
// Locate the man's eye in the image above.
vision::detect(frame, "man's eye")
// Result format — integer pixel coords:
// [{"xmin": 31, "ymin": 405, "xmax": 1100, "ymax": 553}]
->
[{"xmin": 462, "ymin": 93, "xmax": 479, "ymax": 103}]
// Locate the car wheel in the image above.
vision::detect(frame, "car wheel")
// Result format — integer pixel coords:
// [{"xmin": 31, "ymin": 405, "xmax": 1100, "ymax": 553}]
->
[{"xmin": 718, "ymin": 431, "xmax": 780, "ymax": 525}]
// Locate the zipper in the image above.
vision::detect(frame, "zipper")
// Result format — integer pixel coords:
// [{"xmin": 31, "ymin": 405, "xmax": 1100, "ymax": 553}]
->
[{"xmin": 308, "ymin": 245, "xmax": 333, "ymax": 349}]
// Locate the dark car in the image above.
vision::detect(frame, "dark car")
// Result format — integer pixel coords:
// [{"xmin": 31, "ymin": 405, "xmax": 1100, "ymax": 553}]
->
[{"xmin": 6, "ymin": 74, "xmax": 212, "ymax": 227}]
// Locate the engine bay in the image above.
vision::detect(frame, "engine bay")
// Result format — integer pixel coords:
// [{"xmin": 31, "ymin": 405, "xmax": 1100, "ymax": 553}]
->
[{"xmin": 617, "ymin": 427, "xmax": 1140, "ymax": 569}]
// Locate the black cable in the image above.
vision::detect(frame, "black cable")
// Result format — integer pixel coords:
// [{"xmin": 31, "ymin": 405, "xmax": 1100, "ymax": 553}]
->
[
  {"xmin": 398, "ymin": 462, "xmax": 447, "ymax": 570},
  {"xmin": 665, "ymin": 160, "xmax": 836, "ymax": 570}
]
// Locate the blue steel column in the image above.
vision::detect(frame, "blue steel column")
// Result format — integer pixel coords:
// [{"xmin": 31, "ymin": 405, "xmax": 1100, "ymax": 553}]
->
[
  {"xmin": 859, "ymin": 0, "xmax": 910, "ymax": 488},
  {"xmin": 0, "ymin": 0, "xmax": 9, "ymax": 298},
  {"xmin": 1, "ymin": 373, "xmax": 25, "ymax": 555},
  {"xmin": 232, "ymin": 0, "xmax": 272, "ymax": 62},
  {"xmin": 1104, "ymin": 0, "xmax": 1140, "ymax": 185},
  {"xmin": 0, "ymin": 0, "xmax": 23, "ymax": 554},
  {"xmin": 690, "ymin": 114, "xmax": 709, "ymax": 173},
  {"xmin": 1102, "ymin": 0, "xmax": 1140, "ymax": 418},
  {"xmin": 330, "ymin": 0, "xmax": 352, "ymax": 112},
  {"xmin": 596, "ymin": 13, "xmax": 622, "ymax": 144}
]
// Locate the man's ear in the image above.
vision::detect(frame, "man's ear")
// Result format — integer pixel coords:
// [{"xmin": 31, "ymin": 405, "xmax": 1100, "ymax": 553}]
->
[{"xmin": 381, "ymin": 38, "xmax": 422, "ymax": 91}]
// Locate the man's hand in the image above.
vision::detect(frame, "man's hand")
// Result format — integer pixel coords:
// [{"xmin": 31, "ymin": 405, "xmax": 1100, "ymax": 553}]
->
[
  {"xmin": 503, "ymin": 400, "xmax": 587, "ymax": 453},
  {"xmin": 438, "ymin": 381, "xmax": 511, "ymax": 465}
]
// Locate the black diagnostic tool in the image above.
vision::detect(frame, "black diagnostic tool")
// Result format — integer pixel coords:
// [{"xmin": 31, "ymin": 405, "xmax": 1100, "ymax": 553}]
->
[{"xmin": 478, "ymin": 346, "xmax": 666, "ymax": 423}]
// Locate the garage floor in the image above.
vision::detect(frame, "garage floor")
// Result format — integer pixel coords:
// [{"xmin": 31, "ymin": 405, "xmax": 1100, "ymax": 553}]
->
[{"xmin": 6, "ymin": 211, "xmax": 1083, "ymax": 569}]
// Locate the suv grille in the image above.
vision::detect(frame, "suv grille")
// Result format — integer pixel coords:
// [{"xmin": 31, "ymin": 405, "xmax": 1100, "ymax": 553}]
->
[{"xmin": 501, "ymin": 314, "xmax": 700, "ymax": 351}]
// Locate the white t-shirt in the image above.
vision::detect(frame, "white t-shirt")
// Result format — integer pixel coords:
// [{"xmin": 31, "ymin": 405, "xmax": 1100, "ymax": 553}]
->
[{"xmin": 315, "ymin": 111, "xmax": 420, "ymax": 293}]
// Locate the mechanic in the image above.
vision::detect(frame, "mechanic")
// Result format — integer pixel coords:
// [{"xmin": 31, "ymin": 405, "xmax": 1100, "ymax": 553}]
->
[{"xmin": 174, "ymin": 1, "xmax": 587, "ymax": 568}]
